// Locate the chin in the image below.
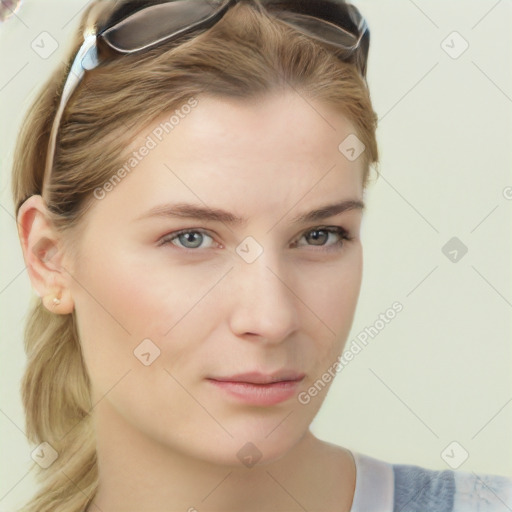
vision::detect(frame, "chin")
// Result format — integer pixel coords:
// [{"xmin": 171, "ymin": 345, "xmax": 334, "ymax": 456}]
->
[{"xmin": 190, "ymin": 422, "xmax": 308, "ymax": 469}]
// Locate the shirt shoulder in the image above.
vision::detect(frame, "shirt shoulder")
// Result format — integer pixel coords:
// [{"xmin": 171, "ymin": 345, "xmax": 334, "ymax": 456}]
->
[
  {"xmin": 349, "ymin": 451, "xmax": 512, "ymax": 512},
  {"xmin": 392, "ymin": 460, "xmax": 456, "ymax": 511},
  {"xmin": 350, "ymin": 451, "xmax": 394, "ymax": 512},
  {"xmin": 393, "ymin": 461, "xmax": 512, "ymax": 512},
  {"xmin": 451, "ymin": 467, "xmax": 512, "ymax": 512}
]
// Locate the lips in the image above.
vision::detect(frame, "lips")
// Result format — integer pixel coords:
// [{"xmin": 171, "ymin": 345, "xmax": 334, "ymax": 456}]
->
[
  {"xmin": 206, "ymin": 371, "xmax": 306, "ymax": 406},
  {"xmin": 206, "ymin": 369, "xmax": 305, "ymax": 407},
  {"xmin": 208, "ymin": 370, "xmax": 306, "ymax": 384}
]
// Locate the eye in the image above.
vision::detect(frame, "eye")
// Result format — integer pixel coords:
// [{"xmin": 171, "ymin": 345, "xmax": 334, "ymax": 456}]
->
[
  {"xmin": 158, "ymin": 226, "xmax": 353, "ymax": 252},
  {"xmin": 159, "ymin": 229, "xmax": 217, "ymax": 250},
  {"xmin": 293, "ymin": 226, "xmax": 353, "ymax": 251}
]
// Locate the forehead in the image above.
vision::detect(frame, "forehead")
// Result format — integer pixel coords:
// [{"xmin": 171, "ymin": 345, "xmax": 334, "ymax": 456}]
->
[
  {"xmin": 90, "ymin": 90, "xmax": 364, "ymax": 223},
  {"xmin": 163, "ymin": 91, "xmax": 361, "ymax": 162}
]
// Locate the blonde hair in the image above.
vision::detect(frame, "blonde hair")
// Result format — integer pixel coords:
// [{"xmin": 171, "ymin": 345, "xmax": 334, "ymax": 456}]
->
[{"xmin": 11, "ymin": 1, "xmax": 379, "ymax": 510}]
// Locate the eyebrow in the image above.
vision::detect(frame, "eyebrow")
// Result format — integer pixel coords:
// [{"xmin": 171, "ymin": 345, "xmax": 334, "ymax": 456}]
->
[{"xmin": 135, "ymin": 199, "xmax": 365, "ymax": 225}]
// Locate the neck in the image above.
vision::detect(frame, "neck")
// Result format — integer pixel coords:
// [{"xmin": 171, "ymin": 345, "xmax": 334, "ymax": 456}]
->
[{"xmin": 86, "ymin": 400, "xmax": 355, "ymax": 512}]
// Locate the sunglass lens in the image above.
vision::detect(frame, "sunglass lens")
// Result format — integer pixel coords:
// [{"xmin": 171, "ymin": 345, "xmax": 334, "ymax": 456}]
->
[{"xmin": 101, "ymin": 0, "xmax": 224, "ymax": 53}]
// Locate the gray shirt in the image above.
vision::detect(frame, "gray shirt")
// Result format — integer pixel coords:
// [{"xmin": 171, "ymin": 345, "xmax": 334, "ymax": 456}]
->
[{"xmin": 350, "ymin": 451, "xmax": 512, "ymax": 511}]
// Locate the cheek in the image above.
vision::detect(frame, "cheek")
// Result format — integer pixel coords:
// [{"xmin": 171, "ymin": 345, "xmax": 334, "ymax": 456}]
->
[
  {"xmin": 72, "ymin": 245, "xmax": 220, "ymax": 386},
  {"xmin": 73, "ymin": 244, "xmax": 196, "ymax": 338},
  {"xmin": 298, "ymin": 246, "xmax": 363, "ymax": 359},
  {"xmin": 304, "ymin": 245, "xmax": 362, "ymax": 324}
]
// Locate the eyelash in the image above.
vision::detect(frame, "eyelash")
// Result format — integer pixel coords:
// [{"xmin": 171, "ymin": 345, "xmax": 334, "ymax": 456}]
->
[{"xmin": 158, "ymin": 226, "xmax": 354, "ymax": 252}]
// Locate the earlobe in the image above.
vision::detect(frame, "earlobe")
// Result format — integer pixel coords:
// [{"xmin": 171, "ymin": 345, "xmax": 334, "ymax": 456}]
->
[
  {"xmin": 16, "ymin": 195, "xmax": 75, "ymax": 314},
  {"xmin": 41, "ymin": 288, "xmax": 75, "ymax": 315}
]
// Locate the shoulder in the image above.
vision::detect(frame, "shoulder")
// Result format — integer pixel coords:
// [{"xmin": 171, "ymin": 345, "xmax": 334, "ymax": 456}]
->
[
  {"xmin": 392, "ymin": 460, "xmax": 512, "ymax": 512},
  {"xmin": 350, "ymin": 451, "xmax": 512, "ymax": 512}
]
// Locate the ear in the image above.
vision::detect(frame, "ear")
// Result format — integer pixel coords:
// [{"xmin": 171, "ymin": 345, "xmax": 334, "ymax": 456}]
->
[{"xmin": 16, "ymin": 195, "xmax": 75, "ymax": 314}]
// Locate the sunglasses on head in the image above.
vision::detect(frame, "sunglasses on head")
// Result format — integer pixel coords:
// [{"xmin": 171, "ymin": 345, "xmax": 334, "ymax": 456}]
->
[{"xmin": 42, "ymin": 0, "xmax": 370, "ymax": 198}]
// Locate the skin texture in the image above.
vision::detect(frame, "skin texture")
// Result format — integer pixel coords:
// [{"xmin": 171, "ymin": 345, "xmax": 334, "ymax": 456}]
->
[{"xmin": 18, "ymin": 90, "xmax": 365, "ymax": 511}]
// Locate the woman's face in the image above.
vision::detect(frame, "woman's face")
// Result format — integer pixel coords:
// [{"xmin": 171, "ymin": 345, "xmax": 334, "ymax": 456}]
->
[{"xmin": 69, "ymin": 90, "xmax": 365, "ymax": 466}]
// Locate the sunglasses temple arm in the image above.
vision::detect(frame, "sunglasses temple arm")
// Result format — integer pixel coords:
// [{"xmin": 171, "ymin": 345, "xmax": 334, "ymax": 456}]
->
[
  {"xmin": 351, "ymin": 16, "xmax": 368, "ymax": 51},
  {"xmin": 42, "ymin": 34, "xmax": 99, "ymax": 200}
]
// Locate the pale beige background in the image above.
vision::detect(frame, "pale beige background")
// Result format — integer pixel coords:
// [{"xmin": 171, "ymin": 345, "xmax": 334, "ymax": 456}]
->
[{"xmin": 1, "ymin": 1, "xmax": 511, "ymax": 510}]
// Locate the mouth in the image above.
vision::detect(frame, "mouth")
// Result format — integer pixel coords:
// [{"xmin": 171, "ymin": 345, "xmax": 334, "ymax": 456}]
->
[
  {"xmin": 208, "ymin": 371, "xmax": 306, "ymax": 385},
  {"xmin": 206, "ymin": 371, "xmax": 305, "ymax": 406}
]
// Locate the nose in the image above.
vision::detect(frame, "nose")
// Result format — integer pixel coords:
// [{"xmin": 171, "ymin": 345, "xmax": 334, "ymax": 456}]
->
[{"xmin": 227, "ymin": 252, "xmax": 300, "ymax": 344}]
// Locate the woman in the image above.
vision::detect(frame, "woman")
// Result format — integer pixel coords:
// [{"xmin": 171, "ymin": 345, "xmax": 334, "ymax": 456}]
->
[{"xmin": 11, "ymin": 1, "xmax": 512, "ymax": 511}]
